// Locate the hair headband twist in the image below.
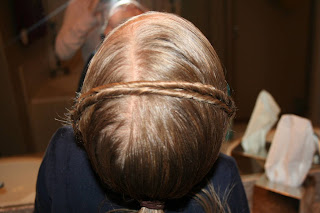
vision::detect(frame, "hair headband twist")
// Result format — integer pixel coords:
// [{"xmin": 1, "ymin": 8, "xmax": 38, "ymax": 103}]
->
[{"xmin": 71, "ymin": 81, "xmax": 236, "ymax": 129}]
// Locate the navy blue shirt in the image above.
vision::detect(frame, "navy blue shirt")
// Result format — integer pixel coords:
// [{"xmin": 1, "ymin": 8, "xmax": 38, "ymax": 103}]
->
[{"xmin": 35, "ymin": 126, "xmax": 249, "ymax": 212}]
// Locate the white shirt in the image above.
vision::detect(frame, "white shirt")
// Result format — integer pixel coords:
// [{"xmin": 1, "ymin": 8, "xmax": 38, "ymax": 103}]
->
[{"xmin": 55, "ymin": 0, "xmax": 109, "ymax": 61}]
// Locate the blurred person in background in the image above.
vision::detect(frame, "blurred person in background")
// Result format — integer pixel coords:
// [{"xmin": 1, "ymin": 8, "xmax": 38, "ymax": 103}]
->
[{"xmin": 55, "ymin": 0, "xmax": 111, "ymax": 62}]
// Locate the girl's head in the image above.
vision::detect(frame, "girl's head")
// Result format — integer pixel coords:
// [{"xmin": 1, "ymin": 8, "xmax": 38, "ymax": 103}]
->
[{"xmin": 72, "ymin": 12, "xmax": 235, "ymax": 212}]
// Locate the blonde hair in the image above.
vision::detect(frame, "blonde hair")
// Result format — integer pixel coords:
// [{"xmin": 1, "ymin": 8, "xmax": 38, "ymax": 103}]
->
[{"xmin": 71, "ymin": 12, "xmax": 235, "ymax": 213}]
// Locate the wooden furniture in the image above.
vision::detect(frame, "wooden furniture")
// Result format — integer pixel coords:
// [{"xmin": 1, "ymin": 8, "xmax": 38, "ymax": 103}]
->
[{"xmin": 226, "ymin": 127, "xmax": 320, "ymax": 213}]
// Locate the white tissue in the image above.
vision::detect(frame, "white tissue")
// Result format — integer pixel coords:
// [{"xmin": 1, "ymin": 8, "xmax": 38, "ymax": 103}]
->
[
  {"xmin": 241, "ymin": 90, "xmax": 280, "ymax": 154},
  {"xmin": 265, "ymin": 114, "xmax": 317, "ymax": 187}
]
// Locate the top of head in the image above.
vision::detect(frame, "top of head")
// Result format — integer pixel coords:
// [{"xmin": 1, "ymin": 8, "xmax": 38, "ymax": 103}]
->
[
  {"xmin": 85, "ymin": 12, "xmax": 225, "ymax": 91},
  {"xmin": 77, "ymin": 12, "xmax": 233, "ymax": 202}
]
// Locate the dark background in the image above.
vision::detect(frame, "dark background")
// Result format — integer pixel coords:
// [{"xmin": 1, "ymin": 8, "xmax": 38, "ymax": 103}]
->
[{"xmin": 0, "ymin": 0, "xmax": 319, "ymax": 156}]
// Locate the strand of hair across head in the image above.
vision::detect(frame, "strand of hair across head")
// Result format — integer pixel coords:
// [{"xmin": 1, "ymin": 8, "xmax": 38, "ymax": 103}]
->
[{"xmin": 72, "ymin": 81, "xmax": 235, "ymax": 125}]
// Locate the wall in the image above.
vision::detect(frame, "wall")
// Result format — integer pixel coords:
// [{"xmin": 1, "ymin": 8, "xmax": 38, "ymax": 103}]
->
[
  {"xmin": 232, "ymin": 0, "xmax": 311, "ymax": 120},
  {"xmin": 0, "ymin": 0, "xmax": 82, "ymax": 155},
  {"xmin": 309, "ymin": 0, "xmax": 320, "ymax": 125},
  {"xmin": 0, "ymin": 34, "xmax": 26, "ymax": 156},
  {"xmin": 181, "ymin": 0, "xmax": 316, "ymax": 122},
  {"xmin": 0, "ymin": 0, "xmax": 33, "ymax": 155}
]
